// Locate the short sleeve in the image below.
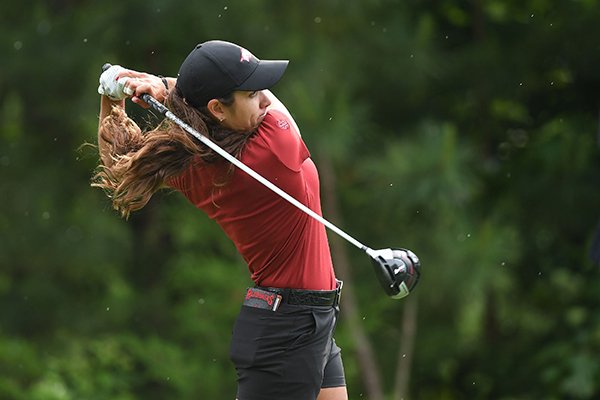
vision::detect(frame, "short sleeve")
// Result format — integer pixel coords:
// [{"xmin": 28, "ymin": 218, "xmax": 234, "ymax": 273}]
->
[{"xmin": 256, "ymin": 110, "xmax": 309, "ymax": 172}]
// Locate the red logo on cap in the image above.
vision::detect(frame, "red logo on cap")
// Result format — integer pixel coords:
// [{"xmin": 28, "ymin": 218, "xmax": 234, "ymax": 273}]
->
[{"xmin": 240, "ymin": 48, "xmax": 253, "ymax": 63}]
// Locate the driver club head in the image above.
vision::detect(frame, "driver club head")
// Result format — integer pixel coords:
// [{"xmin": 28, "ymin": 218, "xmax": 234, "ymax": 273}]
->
[{"xmin": 368, "ymin": 248, "xmax": 421, "ymax": 299}]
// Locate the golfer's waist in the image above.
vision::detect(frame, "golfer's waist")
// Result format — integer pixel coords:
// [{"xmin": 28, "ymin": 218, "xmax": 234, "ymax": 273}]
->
[{"xmin": 256, "ymin": 282, "xmax": 342, "ymax": 306}]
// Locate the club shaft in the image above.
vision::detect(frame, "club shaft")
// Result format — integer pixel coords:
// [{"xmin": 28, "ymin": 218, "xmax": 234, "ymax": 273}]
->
[{"xmin": 142, "ymin": 94, "xmax": 370, "ymax": 253}]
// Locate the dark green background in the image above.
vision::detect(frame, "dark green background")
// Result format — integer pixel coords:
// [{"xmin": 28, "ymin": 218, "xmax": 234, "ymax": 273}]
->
[{"xmin": 2, "ymin": 0, "xmax": 599, "ymax": 399}]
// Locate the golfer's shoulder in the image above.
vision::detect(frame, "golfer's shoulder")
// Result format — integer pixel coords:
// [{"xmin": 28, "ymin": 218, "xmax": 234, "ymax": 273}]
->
[
  {"xmin": 252, "ymin": 110, "xmax": 309, "ymax": 172},
  {"xmin": 260, "ymin": 110, "xmax": 297, "ymax": 135}
]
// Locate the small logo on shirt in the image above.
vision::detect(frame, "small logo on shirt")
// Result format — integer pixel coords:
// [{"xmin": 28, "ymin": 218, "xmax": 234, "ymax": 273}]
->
[{"xmin": 277, "ymin": 119, "xmax": 290, "ymax": 130}]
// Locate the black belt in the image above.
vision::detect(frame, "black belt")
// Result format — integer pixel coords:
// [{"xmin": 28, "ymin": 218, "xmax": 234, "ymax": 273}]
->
[{"xmin": 244, "ymin": 281, "xmax": 343, "ymax": 311}]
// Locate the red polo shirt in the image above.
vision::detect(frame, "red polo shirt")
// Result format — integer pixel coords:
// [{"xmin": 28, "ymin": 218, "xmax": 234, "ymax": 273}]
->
[{"xmin": 168, "ymin": 110, "xmax": 336, "ymax": 290}]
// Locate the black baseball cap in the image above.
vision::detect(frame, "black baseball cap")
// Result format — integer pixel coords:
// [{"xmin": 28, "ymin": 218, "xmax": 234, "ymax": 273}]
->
[{"xmin": 175, "ymin": 40, "xmax": 289, "ymax": 108}]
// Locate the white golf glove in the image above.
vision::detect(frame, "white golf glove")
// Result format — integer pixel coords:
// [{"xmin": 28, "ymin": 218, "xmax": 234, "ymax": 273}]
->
[{"xmin": 98, "ymin": 64, "xmax": 133, "ymax": 100}]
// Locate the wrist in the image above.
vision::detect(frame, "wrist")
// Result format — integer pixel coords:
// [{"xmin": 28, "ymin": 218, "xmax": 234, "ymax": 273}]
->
[
  {"xmin": 101, "ymin": 95, "xmax": 124, "ymax": 106},
  {"xmin": 158, "ymin": 75, "xmax": 169, "ymax": 91},
  {"xmin": 158, "ymin": 75, "xmax": 170, "ymax": 103}
]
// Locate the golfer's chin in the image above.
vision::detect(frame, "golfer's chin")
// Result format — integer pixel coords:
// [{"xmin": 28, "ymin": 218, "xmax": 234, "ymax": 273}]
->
[
  {"xmin": 230, "ymin": 118, "xmax": 263, "ymax": 132},
  {"xmin": 253, "ymin": 113, "xmax": 268, "ymax": 129}
]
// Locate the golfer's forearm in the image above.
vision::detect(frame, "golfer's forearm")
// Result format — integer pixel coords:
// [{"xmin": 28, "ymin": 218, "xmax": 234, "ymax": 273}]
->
[{"xmin": 98, "ymin": 96, "xmax": 124, "ymax": 166}]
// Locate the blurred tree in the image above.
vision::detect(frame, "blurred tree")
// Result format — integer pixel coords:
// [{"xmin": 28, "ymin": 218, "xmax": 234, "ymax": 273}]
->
[{"xmin": 1, "ymin": 0, "xmax": 599, "ymax": 399}]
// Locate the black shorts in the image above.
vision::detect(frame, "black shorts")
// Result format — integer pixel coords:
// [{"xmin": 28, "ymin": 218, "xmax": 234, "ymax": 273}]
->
[{"xmin": 229, "ymin": 302, "xmax": 346, "ymax": 400}]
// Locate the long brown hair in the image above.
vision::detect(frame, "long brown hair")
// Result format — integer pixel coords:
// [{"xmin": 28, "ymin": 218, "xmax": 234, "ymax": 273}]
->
[{"xmin": 92, "ymin": 90, "xmax": 253, "ymax": 218}]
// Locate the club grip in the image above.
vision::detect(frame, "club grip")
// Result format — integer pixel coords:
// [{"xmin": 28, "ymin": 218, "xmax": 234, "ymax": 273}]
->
[
  {"xmin": 140, "ymin": 93, "xmax": 169, "ymax": 115},
  {"xmin": 102, "ymin": 63, "xmax": 112, "ymax": 72}
]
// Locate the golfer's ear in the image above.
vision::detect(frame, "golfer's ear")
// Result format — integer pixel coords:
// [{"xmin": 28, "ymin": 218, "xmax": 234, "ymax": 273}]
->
[{"xmin": 207, "ymin": 99, "xmax": 226, "ymax": 121}]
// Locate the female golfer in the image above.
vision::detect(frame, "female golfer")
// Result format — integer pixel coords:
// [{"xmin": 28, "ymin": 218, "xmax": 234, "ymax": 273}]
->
[{"xmin": 95, "ymin": 40, "xmax": 347, "ymax": 400}]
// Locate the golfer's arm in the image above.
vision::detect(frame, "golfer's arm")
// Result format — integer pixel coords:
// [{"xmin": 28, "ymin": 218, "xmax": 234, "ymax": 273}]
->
[
  {"xmin": 264, "ymin": 90, "xmax": 301, "ymax": 136},
  {"xmin": 98, "ymin": 96, "xmax": 125, "ymax": 167}
]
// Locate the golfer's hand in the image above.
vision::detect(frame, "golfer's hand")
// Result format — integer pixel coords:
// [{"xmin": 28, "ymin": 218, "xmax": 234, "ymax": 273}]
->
[
  {"xmin": 115, "ymin": 70, "xmax": 170, "ymax": 109},
  {"xmin": 98, "ymin": 65, "xmax": 130, "ymax": 101}
]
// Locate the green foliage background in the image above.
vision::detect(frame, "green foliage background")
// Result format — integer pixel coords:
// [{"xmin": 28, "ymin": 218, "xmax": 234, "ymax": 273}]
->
[{"xmin": 1, "ymin": 0, "xmax": 599, "ymax": 398}]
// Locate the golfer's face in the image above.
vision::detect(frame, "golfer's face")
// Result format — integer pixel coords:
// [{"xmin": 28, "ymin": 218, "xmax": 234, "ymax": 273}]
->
[{"xmin": 222, "ymin": 90, "xmax": 271, "ymax": 131}]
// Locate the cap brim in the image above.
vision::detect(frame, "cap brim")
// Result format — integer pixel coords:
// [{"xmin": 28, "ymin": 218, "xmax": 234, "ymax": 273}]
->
[{"xmin": 237, "ymin": 60, "xmax": 289, "ymax": 92}]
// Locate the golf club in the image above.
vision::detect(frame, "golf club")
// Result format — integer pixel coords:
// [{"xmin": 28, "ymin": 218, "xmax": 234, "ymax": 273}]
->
[{"xmin": 101, "ymin": 63, "xmax": 420, "ymax": 299}]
